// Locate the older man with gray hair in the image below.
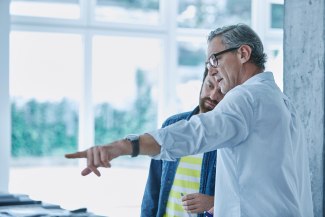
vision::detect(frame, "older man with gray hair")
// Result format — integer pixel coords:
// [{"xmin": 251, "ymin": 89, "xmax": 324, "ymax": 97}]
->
[{"xmin": 65, "ymin": 24, "xmax": 313, "ymax": 217}]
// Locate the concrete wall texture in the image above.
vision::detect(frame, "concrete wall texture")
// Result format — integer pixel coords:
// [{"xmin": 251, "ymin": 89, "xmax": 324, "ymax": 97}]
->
[{"xmin": 284, "ymin": 0, "xmax": 324, "ymax": 216}]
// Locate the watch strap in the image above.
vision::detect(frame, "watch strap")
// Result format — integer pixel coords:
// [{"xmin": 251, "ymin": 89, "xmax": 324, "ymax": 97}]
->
[
  {"xmin": 131, "ymin": 138, "xmax": 139, "ymax": 157},
  {"xmin": 125, "ymin": 135, "xmax": 140, "ymax": 157}
]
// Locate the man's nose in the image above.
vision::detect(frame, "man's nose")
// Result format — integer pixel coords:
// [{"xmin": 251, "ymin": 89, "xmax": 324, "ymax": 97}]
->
[{"xmin": 210, "ymin": 89, "xmax": 222, "ymax": 102}]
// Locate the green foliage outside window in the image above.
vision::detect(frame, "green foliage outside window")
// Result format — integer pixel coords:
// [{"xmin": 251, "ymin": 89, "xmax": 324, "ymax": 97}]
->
[
  {"xmin": 11, "ymin": 99, "xmax": 78, "ymax": 157},
  {"xmin": 11, "ymin": 69, "xmax": 157, "ymax": 157},
  {"xmin": 95, "ymin": 69, "xmax": 157, "ymax": 144},
  {"xmin": 271, "ymin": 4, "xmax": 284, "ymax": 29},
  {"xmin": 178, "ymin": 0, "xmax": 251, "ymax": 29},
  {"xmin": 97, "ymin": 0, "xmax": 159, "ymax": 10},
  {"xmin": 178, "ymin": 43, "xmax": 205, "ymax": 66}
]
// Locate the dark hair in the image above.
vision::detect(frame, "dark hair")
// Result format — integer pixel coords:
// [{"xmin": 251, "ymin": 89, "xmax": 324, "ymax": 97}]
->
[
  {"xmin": 208, "ymin": 23, "xmax": 267, "ymax": 70},
  {"xmin": 202, "ymin": 67, "xmax": 208, "ymax": 83},
  {"xmin": 199, "ymin": 67, "xmax": 209, "ymax": 94}
]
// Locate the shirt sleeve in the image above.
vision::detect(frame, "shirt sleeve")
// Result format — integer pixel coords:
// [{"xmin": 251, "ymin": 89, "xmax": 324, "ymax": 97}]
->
[{"xmin": 149, "ymin": 86, "xmax": 255, "ymax": 161}]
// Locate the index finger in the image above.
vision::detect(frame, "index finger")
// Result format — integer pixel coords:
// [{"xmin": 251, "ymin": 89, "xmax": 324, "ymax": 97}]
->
[{"xmin": 65, "ymin": 151, "xmax": 87, "ymax": 159}]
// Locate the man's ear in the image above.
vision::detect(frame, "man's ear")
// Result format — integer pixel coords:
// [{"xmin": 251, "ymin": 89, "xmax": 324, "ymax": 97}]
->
[{"xmin": 238, "ymin": 45, "xmax": 252, "ymax": 64}]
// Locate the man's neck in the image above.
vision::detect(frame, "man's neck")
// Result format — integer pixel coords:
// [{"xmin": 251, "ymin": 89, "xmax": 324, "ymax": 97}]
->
[{"xmin": 240, "ymin": 64, "xmax": 263, "ymax": 84}]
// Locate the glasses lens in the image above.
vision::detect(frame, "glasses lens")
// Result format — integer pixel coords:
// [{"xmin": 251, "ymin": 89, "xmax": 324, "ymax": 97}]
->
[{"xmin": 209, "ymin": 56, "xmax": 217, "ymax": 68}]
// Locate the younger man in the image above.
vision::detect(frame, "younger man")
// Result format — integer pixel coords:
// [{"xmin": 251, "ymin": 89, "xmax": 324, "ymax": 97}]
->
[{"xmin": 141, "ymin": 68, "xmax": 224, "ymax": 217}]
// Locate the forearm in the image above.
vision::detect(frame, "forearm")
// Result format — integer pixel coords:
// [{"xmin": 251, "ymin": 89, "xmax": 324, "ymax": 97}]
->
[
  {"xmin": 139, "ymin": 133, "xmax": 161, "ymax": 156},
  {"xmin": 65, "ymin": 132, "xmax": 161, "ymax": 177},
  {"xmin": 110, "ymin": 133, "xmax": 161, "ymax": 157}
]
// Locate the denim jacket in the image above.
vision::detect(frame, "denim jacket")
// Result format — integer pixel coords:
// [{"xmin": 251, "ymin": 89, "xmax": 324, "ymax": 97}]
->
[{"xmin": 141, "ymin": 106, "xmax": 217, "ymax": 217}]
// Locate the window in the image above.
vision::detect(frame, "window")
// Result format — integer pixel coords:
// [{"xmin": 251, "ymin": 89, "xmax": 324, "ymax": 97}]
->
[
  {"xmin": 175, "ymin": 0, "xmax": 252, "ymax": 113},
  {"xmin": 176, "ymin": 37, "xmax": 206, "ymax": 112},
  {"xmin": 10, "ymin": 0, "xmax": 80, "ymax": 19},
  {"xmin": 94, "ymin": 0, "xmax": 160, "ymax": 25},
  {"xmin": 265, "ymin": 45, "xmax": 283, "ymax": 90},
  {"xmin": 92, "ymin": 35, "xmax": 161, "ymax": 145},
  {"xmin": 271, "ymin": 3, "xmax": 284, "ymax": 29},
  {"xmin": 178, "ymin": 0, "xmax": 251, "ymax": 28},
  {"xmin": 10, "ymin": 31, "xmax": 82, "ymax": 160}
]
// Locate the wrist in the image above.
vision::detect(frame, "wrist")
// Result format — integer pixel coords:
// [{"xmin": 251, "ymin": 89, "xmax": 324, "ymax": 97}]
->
[
  {"xmin": 124, "ymin": 134, "xmax": 140, "ymax": 157},
  {"xmin": 114, "ymin": 139, "xmax": 133, "ymax": 156}
]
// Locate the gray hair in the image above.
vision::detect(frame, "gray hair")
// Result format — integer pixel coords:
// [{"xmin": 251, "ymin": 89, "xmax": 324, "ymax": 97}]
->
[{"xmin": 208, "ymin": 24, "xmax": 267, "ymax": 70}]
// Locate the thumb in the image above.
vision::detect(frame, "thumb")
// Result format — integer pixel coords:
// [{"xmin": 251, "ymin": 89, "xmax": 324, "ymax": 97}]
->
[{"xmin": 208, "ymin": 206, "xmax": 214, "ymax": 213}]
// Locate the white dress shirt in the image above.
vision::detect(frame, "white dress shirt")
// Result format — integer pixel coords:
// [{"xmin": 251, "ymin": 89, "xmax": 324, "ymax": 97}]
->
[{"xmin": 149, "ymin": 72, "xmax": 314, "ymax": 217}]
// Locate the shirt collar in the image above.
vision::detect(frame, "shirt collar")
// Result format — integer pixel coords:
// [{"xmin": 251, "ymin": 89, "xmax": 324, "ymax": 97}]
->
[{"xmin": 243, "ymin": 71, "xmax": 275, "ymax": 85}]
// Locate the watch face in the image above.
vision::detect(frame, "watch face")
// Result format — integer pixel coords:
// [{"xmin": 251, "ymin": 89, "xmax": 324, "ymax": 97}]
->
[{"xmin": 126, "ymin": 134, "xmax": 139, "ymax": 141}]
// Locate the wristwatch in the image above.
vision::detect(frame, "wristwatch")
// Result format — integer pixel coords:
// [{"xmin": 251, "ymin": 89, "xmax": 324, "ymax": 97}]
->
[{"xmin": 125, "ymin": 134, "xmax": 140, "ymax": 157}]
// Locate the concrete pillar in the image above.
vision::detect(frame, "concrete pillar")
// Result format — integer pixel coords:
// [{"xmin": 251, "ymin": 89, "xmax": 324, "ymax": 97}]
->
[
  {"xmin": 283, "ymin": 1, "xmax": 324, "ymax": 216},
  {"xmin": 0, "ymin": 0, "xmax": 10, "ymax": 193}
]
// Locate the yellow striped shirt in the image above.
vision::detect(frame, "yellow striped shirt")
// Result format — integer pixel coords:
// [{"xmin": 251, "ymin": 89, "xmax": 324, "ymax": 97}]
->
[{"xmin": 164, "ymin": 153, "xmax": 203, "ymax": 217}]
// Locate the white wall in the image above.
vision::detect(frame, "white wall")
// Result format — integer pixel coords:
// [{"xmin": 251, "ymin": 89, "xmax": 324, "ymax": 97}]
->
[{"xmin": 284, "ymin": 1, "xmax": 324, "ymax": 216}]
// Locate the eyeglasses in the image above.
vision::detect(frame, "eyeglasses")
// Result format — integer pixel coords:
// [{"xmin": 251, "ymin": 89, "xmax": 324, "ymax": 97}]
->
[{"xmin": 206, "ymin": 47, "xmax": 240, "ymax": 68}]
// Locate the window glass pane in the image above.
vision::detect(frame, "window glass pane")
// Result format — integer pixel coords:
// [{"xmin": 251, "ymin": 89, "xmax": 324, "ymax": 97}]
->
[
  {"xmin": 93, "ymin": 35, "xmax": 160, "ymax": 143},
  {"xmin": 178, "ymin": 0, "xmax": 251, "ymax": 29},
  {"xmin": 91, "ymin": 35, "xmax": 161, "ymax": 215},
  {"xmin": 176, "ymin": 38, "xmax": 206, "ymax": 112},
  {"xmin": 271, "ymin": 3, "xmax": 284, "ymax": 29},
  {"xmin": 265, "ymin": 45, "xmax": 283, "ymax": 90},
  {"xmin": 9, "ymin": 31, "xmax": 84, "ymax": 212},
  {"xmin": 10, "ymin": 31, "xmax": 82, "ymax": 161},
  {"xmin": 95, "ymin": 0, "xmax": 160, "ymax": 25},
  {"xmin": 10, "ymin": 0, "xmax": 80, "ymax": 19}
]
